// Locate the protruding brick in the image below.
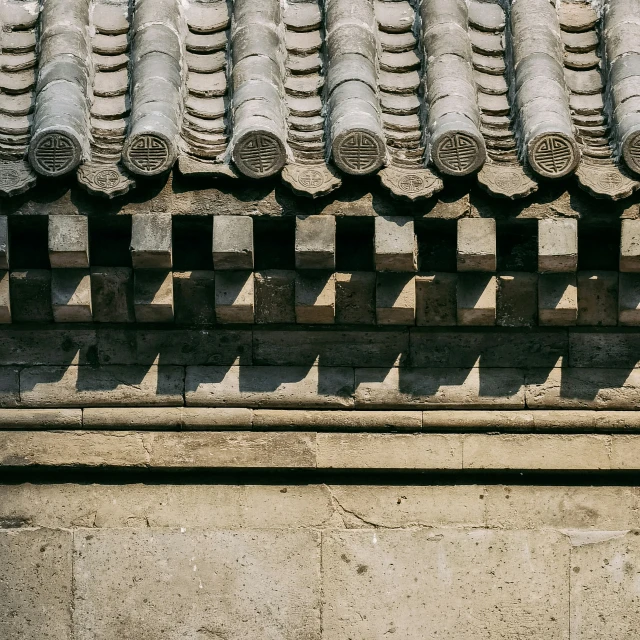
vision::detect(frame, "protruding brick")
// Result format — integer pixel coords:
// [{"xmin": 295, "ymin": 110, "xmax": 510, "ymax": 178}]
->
[
  {"xmin": 91, "ymin": 267, "xmax": 135, "ymax": 323},
  {"xmin": 173, "ymin": 271, "xmax": 216, "ymax": 325},
  {"xmin": 619, "ymin": 272, "xmax": 640, "ymax": 325},
  {"xmin": 212, "ymin": 216, "xmax": 254, "ymax": 270},
  {"xmin": 376, "ymin": 273, "xmax": 415, "ymax": 325},
  {"xmin": 295, "ymin": 215, "xmax": 335, "ymax": 269},
  {"xmin": 497, "ymin": 272, "xmax": 537, "ymax": 327},
  {"xmin": 0, "ymin": 216, "xmax": 8, "ymax": 269},
  {"xmin": 9, "ymin": 270, "xmax": 53, "ymax": 323},
  {"xmin": 254, "ymin": 270, "xmax": 296, "ymax": 324},
  {"xmin": 457, "ymin": 218, "xmax": 496, "ymax": 271},
  {"xmin": 416, "ymin": 273, "xmax": 457, "ymax": 326},
  {"xmin": 620, "ymin": 219, "xmax": 640, "ymax": 272},
  {"xmin": 539, "ymin": 273, "xmax": 578, "ymax": 326},
  {"xmin": 215, "ymin": 271, "xmax": 254, "ymax": 323},
  {"xmin": 538, "ymin": 218, "xmax": 578, "ymax": 272},
  {"xmin": 336, "ymin": 272, "xmax": 376, "ymax": 325},
  {"xmin": 48, "ymin": 215, "xmax": 89, "ymax": 268},
  {"xmin": 577, "ymin": 271, "xmax": 618, "ymax": 326},
  {"xmin": 134, "ymin": 270, "xmax": 174, "ymax": 322},
  {"xmin": 130, "ymin": 214, "xmax": 172, "ymax": 269},
  {"xmin": 374, "ymin": 216, "xmax": 417, "ymax": 272},
  {"xmin": 295, "ymin": 272, "xmax": 335, "ymax": 324},
  {"xmin": 51, "ymin": 270, "xmax": 92, "ymax": 322},
  {"xmin": 457, "ymin": 274, "xmax": 496, "ymax": 326},
  {"xmin": 0, "ymin": 270, "xmax": 10, "ymax": 323}
]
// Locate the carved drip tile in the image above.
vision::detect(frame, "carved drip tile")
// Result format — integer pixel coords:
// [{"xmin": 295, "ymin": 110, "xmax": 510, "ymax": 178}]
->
[
  {"xmin": 0, "ymin": 159, "xmax": 36, "ymax": 196},
  {"xmin": 77, "ymin": 163, "xmax": 134, "ymax": 199},
  {"xmin": 282, "ymin": 164, "xmax": 341, "ymax": 198},
  {"xmin": 477, "ymin": 163, "xmax": 538, "ymax": 200},
  {"xmin": 378, "ymin": 166, "xmax": 443, "ymax": 202}
]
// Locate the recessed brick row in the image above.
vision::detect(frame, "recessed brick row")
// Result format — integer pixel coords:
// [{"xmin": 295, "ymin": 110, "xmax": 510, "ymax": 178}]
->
[
  {"xmin": 2, "ymin": 267, "xmax": 640, "ymax": 327},
  {"xmin": 0, "ymin": 213, "xmax": 638, "ymax": 325}
]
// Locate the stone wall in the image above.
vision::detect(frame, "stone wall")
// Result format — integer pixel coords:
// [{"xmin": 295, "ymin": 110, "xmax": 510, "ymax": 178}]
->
[{"xmin": 2, "ymin": 482, "xmax": 640, "ymax": 639}]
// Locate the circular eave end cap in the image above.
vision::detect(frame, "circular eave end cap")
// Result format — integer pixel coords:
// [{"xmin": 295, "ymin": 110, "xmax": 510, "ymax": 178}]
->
[
  {"xmin": 528, "ymin": 132, "xmax": 580, "ymax": 179},
  {"xmin": 29, "ymin": 128, "xmax": 83, "ymax": 177},
  {"xmin": 123, "ymin": 132, "xmax": 177, "ymax": 177},
  {"xmin": 332, "ymin": 128, "xmax": 386, "ymax": 176},
  {"xmin": 231, "ymin": 130, "xmax": 287, "ymax": 179},
  {"xmin": 622, "ymin": 130, "xmax": 640, "ymax": 176},
  {"xmin": 431, "ymin": 129, "xmax": 486, "ymax": 176}
]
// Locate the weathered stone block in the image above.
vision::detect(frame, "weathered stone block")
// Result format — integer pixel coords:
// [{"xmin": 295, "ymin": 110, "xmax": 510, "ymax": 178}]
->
[
  {"xmin": 0, "ymin": 270, "xmax": 10, "ymax": 323},
  {"xmin": 570, "ymin": 532, "xmax": 640, "ymax": 640},
  {"xmin": 96, "ymin": 328, "xmax": 251, "ymax": 366},
  {"xmin": 409, "ymin": 331, "xmax": 568, "ymax": 368},
  {"xmin": 295, "ymin": 215, "xmax": 336, "ymax": 269},
  {"xmin": 620, "ymin": 218, "xmax": 640, "ymax": 272},
  {"xmin": 51, "ymin": 269, "xmax": 92, "ymax": 322},
  {"xmin": 538, "ymin": 273, "xmax": 577, "ymax": 325},
  {"xmin": 48, "ymin": 215, "xmax": 89, "ymax": 268},
  {"xmin": 83, "ymin": 407, "xmax": 252, "ymax": 430},
  {"xmin": 317, "ymin": 433, "xmax": 461, "ymax": 469},
  {"xmin": 497, "ymin": 272, "xmax": 537, "ymax": 327},
  {"xmin": 538, "ymin": 218, "xmax": 578, "ymax": 272},
  {"xmin": 457, "ymin": 273, "xmax": 496, "ymax": 325},
  {"xmin": 186, "ymin": 365, "xmax": 354, "ymax": 408},
  {"xmin": 212, "ymin": 215, "xmax": 254, "ymax": 270},
  {"xmin": 610, "ymin": 435, "xmax": 640, "ymax": 470},
  {"xmin": 150, "ymin": 432, "xmax": 317, "ymax": 468},
  {"xmin": 0, "ymin": 367, "xmax": 19, "ymax": 407},
  {"xmin": 0, "ymin": 408, "xmax": 81, "ymax": 429},
  {"xmin": 484, "ymin": 485, "xmax": 640, "ymax": 530},
  {"xmin": 253, "ymin": 329, "xmax": 408, "ymax": 367},
  {"xmin": 254, "ymin": 270, "xmax": 295, "ymax": 323},
  {"xmin": 327, "ymin": 485, "xmax": 485, "ymax": 528},
  {"xmin": 0, "ymin": 484, "xmax": 334, "ymax": 530},
  {"xmin": 618, "ymin": 272, "xmax": 640, "ymax": 325},
  {"xmin": 354, "ymin": 367, "xmax": 525, "ymax": 409},
  {"xmin": 0, "ymin": 431, "xmax": 149, "ymax": 467},
  {"xmin": 415, "ymin": 273, "xmax": 457, "ymax": 326},
  {"xmin": 375, "ymin": 216, "xmax": 417, "ymax": 272},
  {"xmin": 526, "ymin": 367, "xmax": 640, "ymax": 409},
  {"xmin": 19, "ymin": 365, "xmax": 184, "ymax": 407},
  {"xmin": 323, "ymin": 530, "xmax": 569, "ymax": 640},
  {"xmin": 253, "ymin": 409, "xmax": 421, "ymax": 431},
  {"xmin": 457, "ymin": 218, "xmax": 496, "ymax": 271},
  {"xmin": 10, "ymin": 270, "xmax": 53, "ymax": 323},
  {"xmin": 336, "ymin": 271, "xmax": 376, "ymax": 324},
  {"xmin": 173, "ymin": 270, "xmax": 216, "ymax": 325},
  {"xmin": 130, "ymin": 213, "xmax": 172, "ymax": 268},
  {"xmin": 0, "ymin": 215, "xmax": 8, "ymax": 269},
  {"xmin": 73, "ymin": 530, "xmax": 320, "ymax": 640},
  {"xmin": 0, "ymin": 529, "xmax": 72, "ymax": 640},
  {"xmin": 569, "ymin": 333, "xmax": 640, "ymax": 367},
  {"xmin": 215, "ymin": 271, "xmax": 254, "ymax": 323},
  {"xmin": 577, "ymin": 271, "xmax": 618, "ymax": 326},
  {"xmin": 463, "ymin": 434, "xmax": 610, "ymax": 470},
  {"xmin": 0, "ymin": 329, "xmax": 97, "ymax": 366},
  {"xmin": 134, "ymin": 270, "xmax": 174, "ymax": 323},
  {"xmin": 296, "ymin": 272, "xmax": 335, "ymax": 324},
  {"xmin": 376, "ymin": 273, "xmax": 415, "ymax": 325},
  {"xmin": 91, "ymin": 267, "xmax": 135, "ymax": 323}
]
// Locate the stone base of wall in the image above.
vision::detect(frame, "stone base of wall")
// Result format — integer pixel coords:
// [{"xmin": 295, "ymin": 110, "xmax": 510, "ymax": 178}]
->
[{"xmin": 2, "ymin": 482, "xmax": 639, "ymax": 640}]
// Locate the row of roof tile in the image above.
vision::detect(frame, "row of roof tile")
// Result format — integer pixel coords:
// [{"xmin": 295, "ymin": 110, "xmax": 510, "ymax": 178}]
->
[{"xmin": 2, "ymin": 0, "xmax": 640, "ymax": 202}]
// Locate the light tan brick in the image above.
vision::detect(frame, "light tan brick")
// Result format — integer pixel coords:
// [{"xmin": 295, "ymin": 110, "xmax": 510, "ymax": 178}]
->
[
  {"xmin": 463, "ymin": 434, "xmax": 610, "ymax": 470},
  {"xmin": 317, "ymin": 433, "xmax": 462, "ymax": 469}
]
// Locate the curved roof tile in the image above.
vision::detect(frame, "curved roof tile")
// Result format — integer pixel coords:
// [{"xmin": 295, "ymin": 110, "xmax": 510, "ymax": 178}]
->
[{"xmin": 1, "ymin": 0, "xmax": 640, "ymax": 201}]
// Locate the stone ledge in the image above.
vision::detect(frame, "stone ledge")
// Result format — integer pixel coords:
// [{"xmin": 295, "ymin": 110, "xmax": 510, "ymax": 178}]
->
[
  {"xmin": 5, "ymin": 408, "xmax": 640, "ymax": 433},
  {"xmin": 1, "ymin": 431, "xmax": 639, "ymax": 471}
]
